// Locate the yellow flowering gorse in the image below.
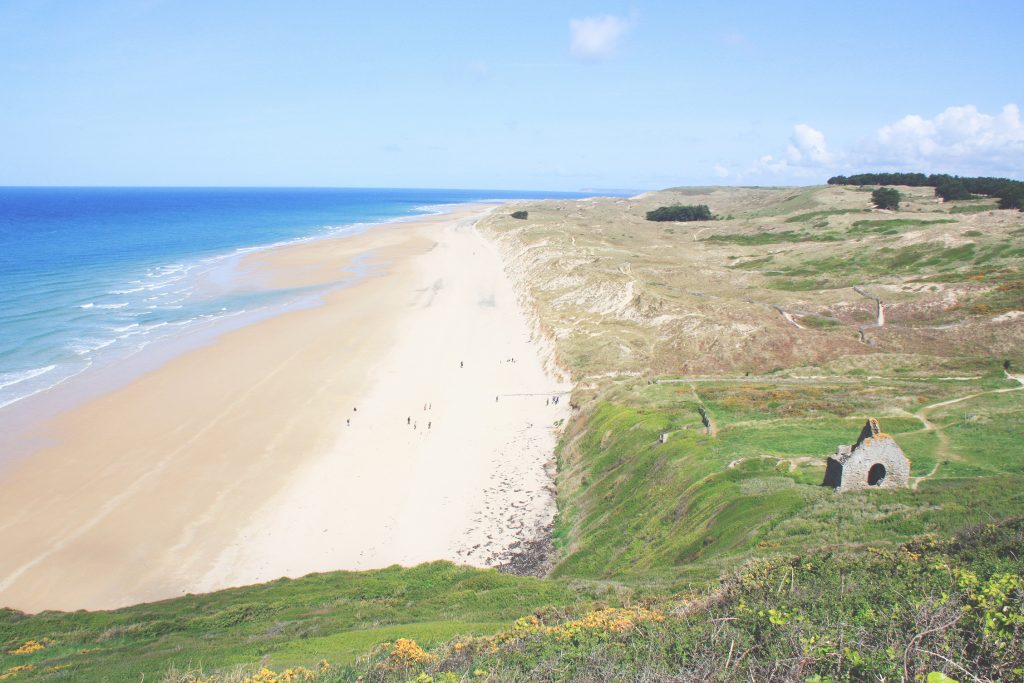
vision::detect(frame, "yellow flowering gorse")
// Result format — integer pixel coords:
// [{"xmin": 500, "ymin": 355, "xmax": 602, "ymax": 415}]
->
[
  {"xmin": 388, "ymin": 638, "xmax": 435, "ymax": 667},
  {"xmin": 501, "ymin": 607, "xmax": 665, "ymax": 642},
  {"xmin": 241, "ymin": 667, "xmax": 317, "ymax": 683},
  {"xmin": 8, "ymin": 639, "xmax": 51, "ymax": 655},
  {"xmin": 0, "ymin": 665, "xmax": 34, "ymax": 681}
]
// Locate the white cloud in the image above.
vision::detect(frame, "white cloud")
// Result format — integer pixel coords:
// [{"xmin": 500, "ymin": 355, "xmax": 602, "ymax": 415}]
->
[
  {"xmin": 713, "ymin": 163, "xmax": 730, "ymax": 178},
  {"xmin": 569, "ymin": 15, "xmax": 631, "ymax": 61},
  {"xmin": 753, "ymin": 154, "xmax": 790, "ymax": 175},
  {"xmin": 747, "ymin": 124, "xmax": 832, "ymax": 177},
  {"xmin": 787, "ymin": 124, "xmax": 831, "ymax": 164},
  {"xmin": 739, "ymin": 104, "xmax": 1024, "ymax": 182},
  {"xmin": 870, "ymin": 104, "xmax": 1024, "ymax": 173}
]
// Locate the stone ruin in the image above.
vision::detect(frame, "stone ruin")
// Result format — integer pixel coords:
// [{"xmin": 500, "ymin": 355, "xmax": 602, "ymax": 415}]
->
[{"xmin": 823, "ymin": 418, "xmax": 910, "ymax": 492}]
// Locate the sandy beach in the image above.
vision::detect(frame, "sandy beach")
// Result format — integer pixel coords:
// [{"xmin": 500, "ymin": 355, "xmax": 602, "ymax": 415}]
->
[{"xmin": 0, "ymin": 205, "xmax": 570, "ymax": 612}]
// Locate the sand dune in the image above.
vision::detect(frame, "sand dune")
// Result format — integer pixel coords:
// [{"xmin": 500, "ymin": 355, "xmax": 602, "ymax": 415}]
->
[{"xmin": 0, "ymin": 206, "xmax": 569, "ymax": 612}]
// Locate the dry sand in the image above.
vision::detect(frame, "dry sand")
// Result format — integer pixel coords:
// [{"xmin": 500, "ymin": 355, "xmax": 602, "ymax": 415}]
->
[{"xmin": 0, "ymin": 205, "xmax": 570, "ymax": 612}]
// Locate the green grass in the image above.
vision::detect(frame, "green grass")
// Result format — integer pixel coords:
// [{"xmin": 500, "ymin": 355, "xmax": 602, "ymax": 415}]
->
[
  {"xmin": 341, "ymin": 521, "xmax": 1024, "ymax": 683},
  {"xmin": 268, "ymin": 620, "xmax": 507, "ymax": 668},
  {"xmin": 848, "ymin": 218, "xmax": 958, "ymax": 236},
  {"xmin": 737, "ymin": 188, "xmax": 822, "ymax": 218},
  {"xmin": 763, "ymin": 240, "xmax": 988, "ymax": 289},
  {"xmin": 704, "ymin": 230, "xmax": 842, "ymax": 245},
  {"xmin": 0, "ymin": 564, "xmax": 603, "ymax": 681},
  {"xmin": 727, "ymin": 254, "xmax": 774, "ymax": 270},
  {"xmin": 552, "ymin": 373, "xmax": 1024, "ymax": 587},
  {"xmin": 783, "ymin": 208, "xmax": 867, "ymax": 223},
  {"xmin": 797, "ymin": 314, "xmax": 842, "ymax": 328},
  {"xmin": 949, "ymin": 203, "xmax": 998, "ymax": 214}
]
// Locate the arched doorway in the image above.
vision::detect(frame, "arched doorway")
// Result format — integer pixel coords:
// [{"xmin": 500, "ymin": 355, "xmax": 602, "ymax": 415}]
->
[{"xmin": 867, "ymin": 463, "xmax": 887, "ymax": 486}]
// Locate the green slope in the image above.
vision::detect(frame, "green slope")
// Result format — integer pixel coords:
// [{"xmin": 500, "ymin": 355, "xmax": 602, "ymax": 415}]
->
[{"xmin": 0, "ymin": 564, "xmax": 604, "ymax": 680}]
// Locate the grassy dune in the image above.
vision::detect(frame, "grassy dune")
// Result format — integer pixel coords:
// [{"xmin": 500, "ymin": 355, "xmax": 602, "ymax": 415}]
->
[{"xmin": 3, "ymin": 185, "xmax": 1023, "ymax": 681}]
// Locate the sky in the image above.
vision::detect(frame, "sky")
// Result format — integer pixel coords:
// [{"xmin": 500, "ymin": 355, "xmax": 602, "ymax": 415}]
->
[{"xmin": 1, "ymin": 0, "xmax": 1022, "ymax": 190}]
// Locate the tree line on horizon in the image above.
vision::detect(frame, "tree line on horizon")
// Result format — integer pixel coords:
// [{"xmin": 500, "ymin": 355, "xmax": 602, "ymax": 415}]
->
[{"xmin": 827, "ymin": 172, "xmax": 1024, "ymax": 210}]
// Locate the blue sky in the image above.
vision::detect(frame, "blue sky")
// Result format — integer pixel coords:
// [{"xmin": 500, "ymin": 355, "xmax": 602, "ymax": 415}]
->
[{"xmin": 1, "ymin": 0, "xmax": 1021, "ymax": 190}]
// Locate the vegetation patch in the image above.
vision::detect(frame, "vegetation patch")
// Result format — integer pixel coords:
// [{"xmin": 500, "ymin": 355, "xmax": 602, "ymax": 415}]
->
[
  {"xmin": 950, "ymin": 203, "xmax": 998, "ymax": 214},
  {"xmin": 763, "ymin": 241, "xmax": 985, "ymax": 289},
  {"xmin": 797, "ymin": 314, "xmax": 843, "ymax": 329},
  {"xmin": 305, "ymin": 521, "xmax": 1024, "ymax": 683},
  {"xmin": 848, "ymin": 218, "xmax": 958, "ymax": 236},
  {"xmin": 704, "ymin": 230, "xmax": 841, "ymax": 245},
  {"xmin": 646, "ymin": 205, "xmax": 714, "ymax": 222},
  {"xmin": 0, "ymin": 564, "xmax": 599, "ymax": 681},
  {"xmin": 871, "ymin": 187, "xmax": 901, "ymax": 210},
  {"xmin": 784, "ymin": 208, "xmax": 867, "ymax": 223},
  {"xmin": 959, "ymin": 279, "xmax": 1024, "ymax": 316}
]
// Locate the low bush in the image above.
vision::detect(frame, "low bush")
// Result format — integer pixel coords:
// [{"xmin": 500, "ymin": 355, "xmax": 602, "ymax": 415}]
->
[
  {"xmin": 871, "ymin": 187, "xmax": 901, "ymax": 210},
  {"xmin": 646, "ymin": 205, "xmax": 713, "ymax": 222}
]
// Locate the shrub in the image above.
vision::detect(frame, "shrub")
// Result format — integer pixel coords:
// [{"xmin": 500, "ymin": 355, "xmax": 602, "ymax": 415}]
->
[
  {"xmin": 998, "ymin": 188, "xmax": 1024, "ymax": 211},
  {"xmin": 646, "ymin": 204, "xmax": 714, "ymax": 222},
  {"xmin": 935, "ymin": 180, "xmax": 973, "ymax": 201},
  {"xmin": 871, "ymin": 187, "xmax": 901, "ymax": 210},
  {"xmin": 510, "ymin": 211, "xmax": 528, "ymax": 220}
]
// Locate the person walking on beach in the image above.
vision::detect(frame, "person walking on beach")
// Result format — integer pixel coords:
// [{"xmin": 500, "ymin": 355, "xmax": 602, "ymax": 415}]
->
[
  {"xmin": 428, "ymin": 421, "xmax": 431, "ymax": 430},
  {"xmin": 347, "ymin": 418, "xmax": 350, "ymax": 427},
  {"xmin": 460, "ymin": 361, "xmax": 464, "ymax": 368},
  {"xmin": 407, "ymin": 416, "xmax": 411, "ymax": 425}
]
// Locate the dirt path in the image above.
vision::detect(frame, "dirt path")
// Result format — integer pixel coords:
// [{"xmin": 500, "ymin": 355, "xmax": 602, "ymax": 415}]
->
[
  {"xmin": 853, "ymin": 286, "xmax": 885, "ymax": 327},
  {"xmin": 688, "ymin": 384, "xmax": 718, "ymax": 436},
  {"xmin": 911, "ymin": 460, "xmax": 942, "ymax": 490},
  {"xmin": 908, "ymin": 371, "xmax": 1023, "ymax": 489},
  {"xmin": 771, "ymin": 305, "xmax": 804, "ymax": 329}
]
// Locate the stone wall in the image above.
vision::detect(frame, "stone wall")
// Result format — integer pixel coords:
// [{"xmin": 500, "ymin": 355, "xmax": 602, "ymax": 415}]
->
[
  {"xmin": 824, "ymin": 418, "xmax": 911, "ymax": 492},
  {"xmin": 833, "ymin": 435, "xmax": 910, "ymax": 492}
]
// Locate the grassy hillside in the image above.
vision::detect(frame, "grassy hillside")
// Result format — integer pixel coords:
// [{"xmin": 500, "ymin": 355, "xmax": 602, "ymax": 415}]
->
[
  {"xmin": 0, "ymin": 564, "xmax": 608, "ymax": 680},
  {"xmin": 2, "ymin": 184, "xmax": 1022, "ymax": 681},
  {"xmin": 550, "ymin": 371, "xmax": 1023, "ymax": 589},
  {"xmin": 343, "ymin": 519, "xmax": 1024, "ymax": 682}
]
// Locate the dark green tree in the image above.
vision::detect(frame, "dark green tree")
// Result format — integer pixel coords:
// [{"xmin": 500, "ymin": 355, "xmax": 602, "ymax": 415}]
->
[
  {"xmin": 871, "ymin": 187, "xmax": 901, "ymax": 210},
  {"xmin": 935, "ymin": 180, "xmax": 972, "ymax": 201},
  {"xmin": 510, "ymin": 210, "xmax": 528, "ymax": 220},
  {"xmin": 645, "ymin": 204, "xmax": 714, "ymax": 222},
  {"xmin": 998, "ymin": 188, "xmax": 1024, "ymax": 210}
]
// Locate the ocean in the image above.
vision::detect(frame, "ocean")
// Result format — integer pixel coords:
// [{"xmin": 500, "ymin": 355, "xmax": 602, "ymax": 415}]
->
[{"xmin": 0, "ymin": 187, "xmax": 587, "ymax": 409}]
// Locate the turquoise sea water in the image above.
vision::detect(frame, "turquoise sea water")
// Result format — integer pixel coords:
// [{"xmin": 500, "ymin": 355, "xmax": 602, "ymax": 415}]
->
[{"xmin": 0, "ymin": 187, "xmax": 588, "ymax": 409}]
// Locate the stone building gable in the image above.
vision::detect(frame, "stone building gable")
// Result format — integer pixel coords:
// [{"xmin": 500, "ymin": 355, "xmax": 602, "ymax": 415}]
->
[{"xmin": 823, "ymin": 418, "xmax": 910, "ymax": 492}]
